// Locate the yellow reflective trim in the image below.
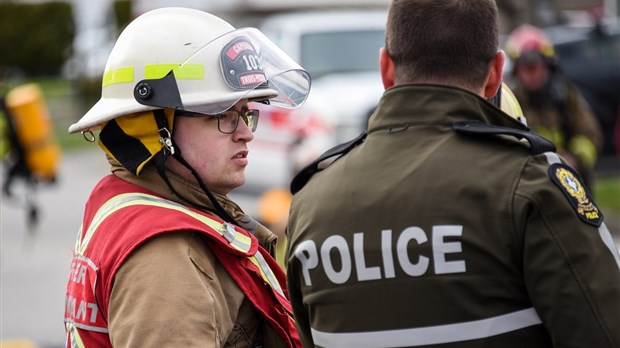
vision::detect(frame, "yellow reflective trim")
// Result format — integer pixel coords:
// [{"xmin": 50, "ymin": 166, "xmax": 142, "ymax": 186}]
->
[
  {"xmin": 144, "ymin": 64, "xmax": 204, "ymax": 79},
  {"xmin": 102, "ymin": 67, "xmax": 134, "ymax": 87},
  {"xmin": 249, "ymin": 251, "xmax": 285, "ymax": 297},
  {"xmin": 568, "ymin": 135, "xmax": 598, "ymax": 169},
  {"xmin": 66, "ymin": 322, "xmax": 87, "ymax": 348},
  {"xmin": 74, "ymin": 225, "xmax": 83, "ymax": 254},
  {"xmin": 79, "ymin": 193, "xmax": 252, "ymax": 255},
  {"xmin": 101, "ymin": 64, "xmax": 204, "ymax": 87},
  {"xmin": 76, "ymin": 191, "xmax": 285, "ymax": 299},
  {"xmin": 535, "ymin": 126, "xmax": 564, "ymax": 148},
  {"xmin": 78, "ymin": 193, "xmax": 139, "ymax": 254}
]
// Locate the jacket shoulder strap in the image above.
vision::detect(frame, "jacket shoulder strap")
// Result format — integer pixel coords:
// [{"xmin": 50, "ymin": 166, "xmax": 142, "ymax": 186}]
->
[
  {"xmin": 290, "ymin": 131, "xmax": 367, "ymax": 195},
  {"xmin": 452, "ymin": 120, "xmax": 556, "ymax": 155}
]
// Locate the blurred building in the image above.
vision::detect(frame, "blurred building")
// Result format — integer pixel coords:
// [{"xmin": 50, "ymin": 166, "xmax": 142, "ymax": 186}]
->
[
  {"xmin": 498, "ymin": 0, "xmax": 618, "ymax": 33},
  {"xmin": 129, "ymin": 0, "xmax": 619, "ymax": 30}
]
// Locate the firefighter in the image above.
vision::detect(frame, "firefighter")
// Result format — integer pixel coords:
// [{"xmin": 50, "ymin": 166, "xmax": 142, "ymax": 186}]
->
[
  {"xmin": 506, "ymin": 23, "xmax": 603, "ymax": 187},
  {"xmin": 285, "ymin": 1, "xmax": 620, "ymax": 347},
  {"xmin": 63, "ymin": 7, "xmax": 310, "ymax": 347}
]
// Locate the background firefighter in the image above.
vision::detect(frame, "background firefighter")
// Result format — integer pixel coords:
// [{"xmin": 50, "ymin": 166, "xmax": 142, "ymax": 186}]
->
[{"xmin": 506, "ymin": 23, "xmax": 603, "ymax": 187}]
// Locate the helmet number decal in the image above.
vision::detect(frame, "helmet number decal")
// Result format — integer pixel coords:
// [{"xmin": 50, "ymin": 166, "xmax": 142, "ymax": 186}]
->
[{"xmin": 221, "ymin": 37, "xmax": 267, "ymax": 90}]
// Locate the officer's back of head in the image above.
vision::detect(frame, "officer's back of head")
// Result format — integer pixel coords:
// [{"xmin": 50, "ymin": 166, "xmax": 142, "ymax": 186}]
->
[{"xmin": 383, "ymin": 0, "xmax": 502, "ymax": 96}]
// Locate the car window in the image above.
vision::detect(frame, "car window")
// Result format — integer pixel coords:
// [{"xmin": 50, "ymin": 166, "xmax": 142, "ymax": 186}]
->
[{"xmin": 300, "ymin": 29, "xmax": 385, "ymax": 78}]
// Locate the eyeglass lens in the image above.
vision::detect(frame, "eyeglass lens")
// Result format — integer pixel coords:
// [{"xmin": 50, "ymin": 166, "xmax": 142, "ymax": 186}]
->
[{"xmin": 218, "ymin": 110, "xmax": 258, "ymax": 134}]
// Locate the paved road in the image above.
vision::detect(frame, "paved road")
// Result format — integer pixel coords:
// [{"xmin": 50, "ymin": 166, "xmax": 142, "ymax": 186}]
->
[
  {"xmin": 1, "ymin": 148, "xmax": 107, "ymax": 347},
  {"xmin": 1, "ymin": 148, "xmax": 619, "ymax": 347}
]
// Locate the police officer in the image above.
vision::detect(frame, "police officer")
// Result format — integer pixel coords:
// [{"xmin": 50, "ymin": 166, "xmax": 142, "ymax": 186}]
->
[
  {"xmin": 63, "ymin": 7, "xmax": 310, "ymax": 347},
  {"xmin": 506, "ymin": 24, "xmax": 603, "ymax": 186},
  {"xmin": 285, "ymin": 0, "xmax": 620, "ymax": 347}
]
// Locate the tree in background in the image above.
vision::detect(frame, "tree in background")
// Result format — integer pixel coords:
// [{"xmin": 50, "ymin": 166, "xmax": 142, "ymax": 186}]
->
[{"xmin": 0, "ymin": 2, "xmax": 75, "ymax": 79}]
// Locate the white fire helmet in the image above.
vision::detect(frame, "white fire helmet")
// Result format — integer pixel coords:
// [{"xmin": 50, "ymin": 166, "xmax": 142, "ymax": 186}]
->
[{"xmin": 69, "ymin": 7, "xmax": 311, "ymax": 133}]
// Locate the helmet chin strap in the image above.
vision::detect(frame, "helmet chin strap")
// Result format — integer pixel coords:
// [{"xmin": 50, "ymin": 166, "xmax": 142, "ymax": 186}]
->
[{"xmin": 152, "ymin": 109, "xmax": 238, "ymax": 225}]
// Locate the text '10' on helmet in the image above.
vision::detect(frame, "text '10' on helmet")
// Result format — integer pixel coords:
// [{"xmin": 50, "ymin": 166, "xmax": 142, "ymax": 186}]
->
[
  {"xmin": 505, "ymin": 24, "xmax": 556, "ymax": 69},
  {"xmin": 68, "ymin": 7, "xmax": 311, "ymax": 175}
]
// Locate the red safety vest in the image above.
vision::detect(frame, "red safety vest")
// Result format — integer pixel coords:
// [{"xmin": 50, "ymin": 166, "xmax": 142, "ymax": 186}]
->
[{"xmin": 64, "ymin": 174, "xmax": 300, "ymax": 347}]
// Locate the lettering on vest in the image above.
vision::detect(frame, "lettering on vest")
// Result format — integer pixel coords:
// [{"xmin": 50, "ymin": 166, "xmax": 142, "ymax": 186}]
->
[
  {"xmin": 66, "ymin": 295, "xmax": 99, "ymax": 324},
  {"xmin": 294, "ymin": 225, "xmax": 467, "ymax": 286},
  {"xmin": 65, "ymin": 255, "xmax": 108, "ymax": 332}
]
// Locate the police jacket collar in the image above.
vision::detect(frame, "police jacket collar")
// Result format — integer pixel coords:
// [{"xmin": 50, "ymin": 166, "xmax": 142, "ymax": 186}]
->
[
  {"xmin": 368, "ymin": 84, "xmax": 528, "ymax": 133},
  {"xmin": 289, "ymin": 84, "xmax": 556, "ymax": 194}
]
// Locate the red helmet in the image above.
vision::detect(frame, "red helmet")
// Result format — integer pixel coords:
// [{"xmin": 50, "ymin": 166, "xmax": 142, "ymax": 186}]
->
[{"xmin": 506, "ymin": 24, "xmax": 556, "ymax": 66}]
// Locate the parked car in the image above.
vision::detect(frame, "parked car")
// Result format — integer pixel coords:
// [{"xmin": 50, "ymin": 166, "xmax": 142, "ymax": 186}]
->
[{"xmin": 241, "ymin": 9, "xmax": 388, "ymax": 194}]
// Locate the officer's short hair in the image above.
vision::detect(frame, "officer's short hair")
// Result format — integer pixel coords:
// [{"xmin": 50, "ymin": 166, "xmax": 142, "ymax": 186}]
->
[{"xmin": 386, "ymin": 0, "xmax": 498, "ymax": 90}]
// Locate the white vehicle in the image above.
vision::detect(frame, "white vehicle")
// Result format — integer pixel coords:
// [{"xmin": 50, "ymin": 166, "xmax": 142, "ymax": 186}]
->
[{"xmin": 242, "ymin": 10, "xmax": 388, "ymax": 194}]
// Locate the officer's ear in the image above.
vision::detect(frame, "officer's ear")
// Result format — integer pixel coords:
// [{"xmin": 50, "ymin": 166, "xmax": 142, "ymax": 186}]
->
[
  {"xmin": 483, "ymin": 50, "xmax": 505, "ymax": 99},
  {"xmin": 380, "ymin": 47, "xmax": 395, "ymax": 89}
]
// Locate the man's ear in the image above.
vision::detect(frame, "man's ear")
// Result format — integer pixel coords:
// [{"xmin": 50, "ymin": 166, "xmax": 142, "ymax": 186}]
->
[
  {"xmin": 483, "ymin": 50, "xmax": 505, "ymax": 99},
  {"xmin": 380, "ymin": 48, "xmax": 395, "ymax": 89}
]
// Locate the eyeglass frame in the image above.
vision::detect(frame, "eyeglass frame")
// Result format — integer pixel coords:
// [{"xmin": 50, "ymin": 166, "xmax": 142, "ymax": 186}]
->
[{"xmin": 176, "ymin": 109, "xmax": 260, "ymax": 134}]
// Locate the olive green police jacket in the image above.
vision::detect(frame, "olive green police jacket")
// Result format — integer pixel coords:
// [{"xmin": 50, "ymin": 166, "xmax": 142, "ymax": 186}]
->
[{"xmin": 286, "ymin": 84, "xmax": 620, "ymax": 348}]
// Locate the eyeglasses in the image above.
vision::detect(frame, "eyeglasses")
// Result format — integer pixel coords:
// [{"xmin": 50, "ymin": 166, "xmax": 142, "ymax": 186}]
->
[
  {"xmin": 215, "ymin": 109, "xmax": 260, "ymax": 134},
  {"xmin": 177, "ymin": 109, "xmax": 259, "ymax": 134}
]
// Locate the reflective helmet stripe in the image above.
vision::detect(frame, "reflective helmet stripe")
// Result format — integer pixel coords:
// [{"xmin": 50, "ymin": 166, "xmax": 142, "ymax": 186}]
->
[
  {"xmin": 102, "ymin": 64, "xmax": 205, "ymax": 87},
  {"xmin": 102, "ymin": 67, "xmax": 134, "ymax": 87},
  {"xmin": 145, "ymin": 64, "xmax": 204, "ymax": 80}
]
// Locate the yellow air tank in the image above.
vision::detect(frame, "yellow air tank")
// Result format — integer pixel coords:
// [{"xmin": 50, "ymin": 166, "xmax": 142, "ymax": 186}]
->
[{"xmin": 5, "ymin": 83, "xmax": 61, "ymax": 181}]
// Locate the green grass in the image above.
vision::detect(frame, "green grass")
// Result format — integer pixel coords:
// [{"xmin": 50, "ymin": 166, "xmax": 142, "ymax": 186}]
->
[
  {"xmin": 593, "ymin": 176, "xmax": 620, "ymax": 216},
  {"xmin": 32, "ymin": 77, "xmax": 73, "ymax": 98},
  {"xmin": 22, "ymin": 77, "xmax": 97, "ymax": 150}
]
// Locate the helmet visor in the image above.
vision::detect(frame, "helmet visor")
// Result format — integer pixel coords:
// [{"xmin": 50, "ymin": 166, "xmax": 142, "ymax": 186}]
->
[{"xmin": 133, "ymin": 27, "xmax": 311, "ymax": 114}]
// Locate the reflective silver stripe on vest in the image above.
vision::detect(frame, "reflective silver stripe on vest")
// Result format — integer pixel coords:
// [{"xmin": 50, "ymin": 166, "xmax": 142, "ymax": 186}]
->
[
  {"xmin": 251, "ymin": 248, "xmax": 284, "ymax": 297},
  {"xmin": 310, "ymin": 307, "xmax": 542, "ymax": 347},
  {"xmin": 75, "ymin": 192, "xmax": 285, "ymax": 297},
  {"xmin": 544, "ymin": 152, "xmax": 620, "ymax": 270},
  {"xmin": 65, "ymin": 319, "xmax": 109, "ymax": 333},
  {"xmin": 77, "ymin": 193, "xmax": 252, "ymax": 255},
  {"xmin": 66, "ymin": 322, "xmax": 87, "ymax": 348}
]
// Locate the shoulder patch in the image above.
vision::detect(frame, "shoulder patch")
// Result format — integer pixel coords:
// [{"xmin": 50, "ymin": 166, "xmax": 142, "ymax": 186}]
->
[{"xmin": 548, "ymin": 163, "xmax": 603, "ymax": 227}]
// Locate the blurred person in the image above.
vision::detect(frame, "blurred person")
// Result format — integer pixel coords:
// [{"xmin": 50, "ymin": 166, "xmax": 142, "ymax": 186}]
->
[
  {"xmin": 63, "ymin": 7, "xmax": 310, "ymax": 347},
  {"xmin": 1, "ymin": 84, "xmax": 61, "ymax": 231},
  {"xmin": 285, "ymin": 0, "xmax": 620, "ymax": 347},
  {"xmin": 506, "ymin": 24, "xmax": 603, "ymax": 186}
]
